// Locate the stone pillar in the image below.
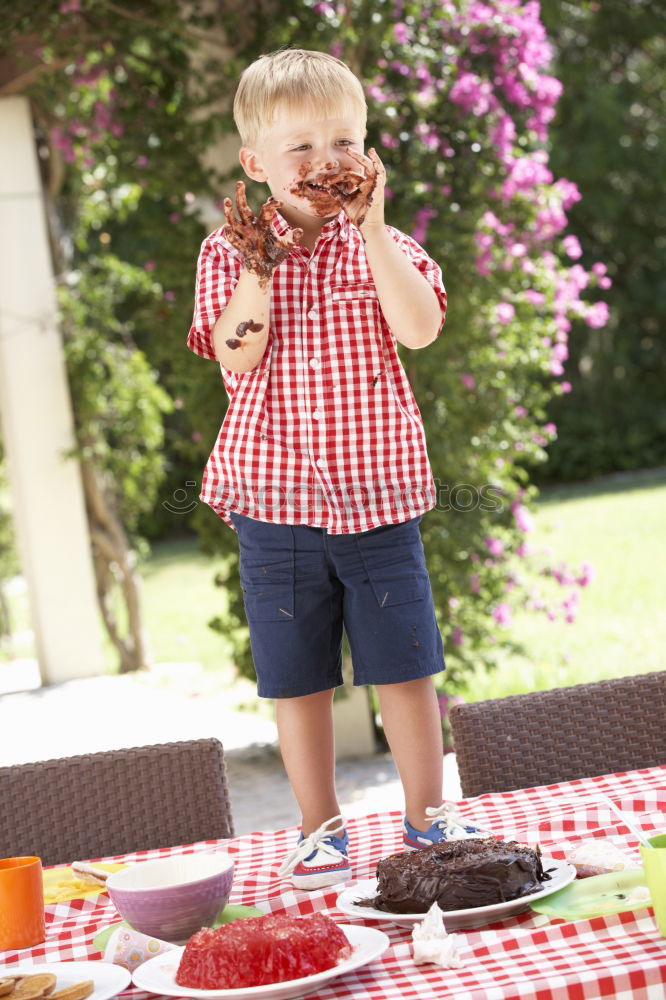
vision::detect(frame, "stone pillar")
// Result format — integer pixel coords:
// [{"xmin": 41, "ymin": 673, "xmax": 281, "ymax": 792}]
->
[{"xmin": 0, "ymin": 95, "xmax": 105, "ymax": 683}]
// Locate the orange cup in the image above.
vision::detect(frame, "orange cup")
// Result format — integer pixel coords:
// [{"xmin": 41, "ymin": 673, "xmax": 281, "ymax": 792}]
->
[{"xmin": 0, "ymin": 856, "xmax": 45, "ymax": 951}]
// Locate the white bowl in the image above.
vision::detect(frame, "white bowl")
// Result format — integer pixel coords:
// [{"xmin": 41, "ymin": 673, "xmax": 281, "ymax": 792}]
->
[{"xmin": 106, "ymin": 853, "xmax": 234, "ymax": 943}]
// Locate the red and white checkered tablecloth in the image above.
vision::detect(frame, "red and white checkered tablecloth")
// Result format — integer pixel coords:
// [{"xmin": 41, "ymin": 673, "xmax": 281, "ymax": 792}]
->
[{"xmin": 2, "ymin": 767, "xmax": 665, "ymax": 999}]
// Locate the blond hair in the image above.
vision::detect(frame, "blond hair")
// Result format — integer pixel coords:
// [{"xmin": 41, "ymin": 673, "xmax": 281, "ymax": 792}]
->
[{"xmin": 234, "ymin": 48, "xmax": 367, "ymax": 148}]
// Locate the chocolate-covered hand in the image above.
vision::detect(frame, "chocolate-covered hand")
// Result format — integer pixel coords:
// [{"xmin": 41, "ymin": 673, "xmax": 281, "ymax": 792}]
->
[
  {"xmin": 223, "ymin": 182, "xmax": 303, "ymax": 288},
  {"xmin": 342, "ymin": 148, "xmax": 386, "ymax": 231}
]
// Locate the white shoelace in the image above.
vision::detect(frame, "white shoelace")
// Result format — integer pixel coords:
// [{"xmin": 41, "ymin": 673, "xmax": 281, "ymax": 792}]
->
[
  {"xmin": 424, "ymin": 803, "xmax": 488, "ymax": 840},
  {"xmin": 278, "ymin": 815, "xmax": 347, "ymax": 876}
]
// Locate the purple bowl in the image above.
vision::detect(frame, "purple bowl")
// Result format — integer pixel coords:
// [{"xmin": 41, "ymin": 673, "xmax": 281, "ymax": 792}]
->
[{"xmin": 106, "ymin": 853, "xmax": 234, "ymax": 943}]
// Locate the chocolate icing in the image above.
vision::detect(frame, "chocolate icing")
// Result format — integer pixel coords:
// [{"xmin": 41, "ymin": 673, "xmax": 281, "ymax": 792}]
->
[{"xmin": 361, "ymin": 837, "xmax": 550, "ymax": 914}]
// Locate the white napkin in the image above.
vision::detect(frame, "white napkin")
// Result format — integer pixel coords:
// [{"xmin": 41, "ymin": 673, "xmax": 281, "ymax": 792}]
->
[{"xmin": 411, "ymin": 902, "xmax": 463, "ymax": 968}]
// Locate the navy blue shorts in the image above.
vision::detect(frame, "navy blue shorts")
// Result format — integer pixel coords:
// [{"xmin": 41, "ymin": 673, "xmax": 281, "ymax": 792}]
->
[{"xmin": 230, "ymin": 513, "xmax": 445, "ymax": 698}]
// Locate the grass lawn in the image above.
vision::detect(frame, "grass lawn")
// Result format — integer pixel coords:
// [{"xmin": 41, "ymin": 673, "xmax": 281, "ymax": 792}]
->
[
  {"xmin": 2, "ymin": 469, "xmax": 664, "ymax": 706},
  {"xmin": 456, "ymin": 467, "xmax": 666, "ymax": 702}
]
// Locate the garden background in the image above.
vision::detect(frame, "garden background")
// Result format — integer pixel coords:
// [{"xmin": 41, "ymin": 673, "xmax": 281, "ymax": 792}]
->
[{"xmin": 0, "ymin": 0, "xmax": 664, "ymax": 744}]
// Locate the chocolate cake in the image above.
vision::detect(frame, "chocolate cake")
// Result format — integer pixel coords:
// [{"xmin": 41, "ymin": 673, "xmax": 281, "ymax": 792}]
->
[{"xmin": 363, "ymin": 837, "xmax": 550, "ymax": 914}]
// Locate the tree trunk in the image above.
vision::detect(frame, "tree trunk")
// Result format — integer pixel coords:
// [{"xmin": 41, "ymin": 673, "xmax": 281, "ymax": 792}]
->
[{"xmin": 79, "ymin": 458, "xmax": 150, "ymax": 673}]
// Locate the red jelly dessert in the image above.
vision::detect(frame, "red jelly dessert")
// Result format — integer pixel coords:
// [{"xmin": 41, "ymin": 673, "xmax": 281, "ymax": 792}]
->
[{"xmin": 175, "ymin": 912, "xmax": 352, "ymax": 989}]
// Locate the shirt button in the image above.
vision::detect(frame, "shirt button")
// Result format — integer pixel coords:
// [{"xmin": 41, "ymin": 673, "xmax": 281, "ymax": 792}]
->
[
  {"xmin": 315, "ymin": 458, "xmax": 326, "ymax": 469},
  {"xmin": 309, "ymin": 358, "xmax": 320, "ymax": 369},
  {"xmin": 312, "ymin": 409, "xmax": 321, "ymax": 420},
  {"xmin": 308, "ymin": 308, "xmax": 318, "ymax": 320}
]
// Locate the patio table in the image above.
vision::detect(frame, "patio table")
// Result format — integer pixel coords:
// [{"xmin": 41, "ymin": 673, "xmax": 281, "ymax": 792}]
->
[{"xmin": 2, "ymin": 765, "xmax": 665, "ymax": 999}]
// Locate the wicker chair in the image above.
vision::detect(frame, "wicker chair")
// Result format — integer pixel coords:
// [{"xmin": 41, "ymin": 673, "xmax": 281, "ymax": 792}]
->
[
  {"xmin": 449, "ymin": 671, "xmax": 666, "ymax": 798},
  {"xmin": 0, "ymin": 738, "xmax": 235, "ymax": 866}
]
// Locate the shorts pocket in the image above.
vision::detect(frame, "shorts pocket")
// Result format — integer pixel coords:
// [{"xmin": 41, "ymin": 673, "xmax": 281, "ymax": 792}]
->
[
  {"xmin": 239, "ymin": 553, "xmax": 295, "ymax": 621},
  {"xmin": 355, "ymin": 519, "xmax": 428, "ymax": 608}
]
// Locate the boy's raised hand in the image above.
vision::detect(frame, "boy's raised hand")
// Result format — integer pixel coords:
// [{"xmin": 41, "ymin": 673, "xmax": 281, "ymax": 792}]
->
[
  {"xmin": 223, "ymin": 181, "xmax": 303, "ymax": 288},
  {"xmin": 343, "ymin": 147, "xmax": 386, "ymax": 233}
]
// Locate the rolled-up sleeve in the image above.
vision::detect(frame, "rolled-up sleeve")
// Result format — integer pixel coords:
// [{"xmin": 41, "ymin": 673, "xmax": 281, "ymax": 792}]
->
[
  {"xmin": 387, "ymin": 226, "xmax": 447, "ymax": 335},
  {"xmin": 187, "ymin": 231, "xmax": 243, "ymax": 361}
]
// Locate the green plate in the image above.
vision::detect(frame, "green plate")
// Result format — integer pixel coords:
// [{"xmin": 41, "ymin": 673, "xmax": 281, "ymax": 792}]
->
[
  {"xmin": 530, "ymin": 868, "xmax": 651, "ymax": 920},
  {"xmin": 92, "ymin": 903, "xmax": 265, "ymax": 952}
]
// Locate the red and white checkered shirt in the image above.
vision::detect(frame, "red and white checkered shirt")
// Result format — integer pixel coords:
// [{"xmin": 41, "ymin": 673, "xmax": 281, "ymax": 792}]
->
[{"xmin": 188, "ymin": 209, "xmax": 447, "ymax": 534}]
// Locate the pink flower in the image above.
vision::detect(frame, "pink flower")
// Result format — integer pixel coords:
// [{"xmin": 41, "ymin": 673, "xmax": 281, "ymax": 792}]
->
[
  {"xmin": 553, "ymin": 178, "xmax": 582, "ymax": 210},
  {"xmin": 561, "ymin": 381, "xmax": 572, "ymax": 393},
  {"xmin": 495, "ymin": 302, "xmax": 515, "ymax": 325},
  {"xmin": 485, "ymin": 537, "xmax": 504, "ymax": 558},
  {"xmin": 469, "ymin": 573, "xmax": 480, "ymax": 594},
  {"xmin": 577, "ymin": 562, "xmax": 595, "ymax": 587},
  {"xmin": 492, "ymin": 602, "xmax": 513, "ymax": 626},
  {"xmin": 524, "ymin": 289, "xmax": 546, "ymax": 306},
  {"xmin": 164, "ymin": 290, "xmax": 176, "ymax": 301},
  {"xmin": 514, "ymin": 405, "xmax": 527, "ymax": 418},
  {"xmin": 451, "ymin": 627, "xmax": 463, "ymax": 647},
  {"xmin": 450, "ymin": 72, "xmax": 496, "ymax": 116},
  {"xmin": 411, "ymin": 205, "xmax": 437, "ymax": 245},
  {"xmin": 191, "ymin": 431, "xmax": 202, "ymax": 442},
  {"xmin": 460, "ymin": 374, "xmax": 476, "ymax": 390},
  {"xmin": 562, "ymin": 234, "xmax": 582, "ymax": 259},
  {"xmin": 393, "ymin": 22, "xmax": 410, "ymax": 44},
  {"xmin": 511, "ymin": 502, "xmax": 534, "ymax": 533},
  {"xmin": 169, "ymin": 213, "xmax": 181, "ymax": 224},
  {"xmin": 584, "ymin": 301, "xmax": 610, "ymax": 329},
  {"xmin": 544, "ymin": 422, "xmax": 557, "ymax": 436},
  {"xmin": 144, "ymin": 261, "xmax": 156, "ymax": 272}
]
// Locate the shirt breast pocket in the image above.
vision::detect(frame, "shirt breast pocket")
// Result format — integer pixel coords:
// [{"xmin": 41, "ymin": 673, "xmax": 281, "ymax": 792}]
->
[
  {"xmin": 329, "ymin": 283, "xmax": 379, "ymax": 305},
  {"xmin": 326, "ymin": 284, "xmax": 384, "ymax": 372}
]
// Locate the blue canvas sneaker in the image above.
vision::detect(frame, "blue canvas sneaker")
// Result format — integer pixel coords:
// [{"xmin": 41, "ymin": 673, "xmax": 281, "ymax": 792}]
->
[
  {"xmin": 278, "ymin": 815, "xmax": 352, "ymax": 890},
  {"xmin": 403, "ymin": 803, "xmax": 489, "ymax": 850}
]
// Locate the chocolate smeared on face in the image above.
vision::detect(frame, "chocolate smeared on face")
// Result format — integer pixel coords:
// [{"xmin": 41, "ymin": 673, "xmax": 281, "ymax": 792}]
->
[
  {"xmin": 225, "ymin": 338, "xmax": 242, "ymax": 350},
  {"xmin": 359, "ymin": 838, "xmax": 550, "ymax": 915},
  {"xmin": 290, "ymin": 161, "xmax": 365, "ymax": 217}
]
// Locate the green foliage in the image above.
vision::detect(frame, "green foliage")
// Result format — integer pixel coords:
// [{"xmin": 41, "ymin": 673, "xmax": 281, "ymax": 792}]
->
[
  {"xmin": 537, "ymin": 0, "xmax": 666, "ymax": 480},
  {"xmin": 59, "ymin": 256, "xmax": 172, "ymax": 534}
]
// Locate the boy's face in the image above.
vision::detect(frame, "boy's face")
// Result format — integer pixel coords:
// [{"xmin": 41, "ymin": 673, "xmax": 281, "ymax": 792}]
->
[{"xmin": 240, "ymin": 106, "xmax": 366, "ymax": 228}]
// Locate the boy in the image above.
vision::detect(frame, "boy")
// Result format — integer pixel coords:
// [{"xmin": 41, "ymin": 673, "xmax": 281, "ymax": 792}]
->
[{"xmin": 187, "ymin": 48, "xmax": 484, "ymax": 890}]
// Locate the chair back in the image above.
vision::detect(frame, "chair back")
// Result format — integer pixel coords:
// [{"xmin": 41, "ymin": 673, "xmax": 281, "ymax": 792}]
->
[
  {"xmin": 0, "ymin": 738, "xmax": 235, "ymax": 865},
  {"xmin": 449, "ymin": 671, "xmax": 666, "ymax": 797}
]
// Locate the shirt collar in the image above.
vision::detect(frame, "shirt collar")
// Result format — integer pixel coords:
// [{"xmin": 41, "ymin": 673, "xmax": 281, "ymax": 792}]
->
[{"xmin": 272, "ymin": 208, "xmax": 351, "ymax": 243}]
